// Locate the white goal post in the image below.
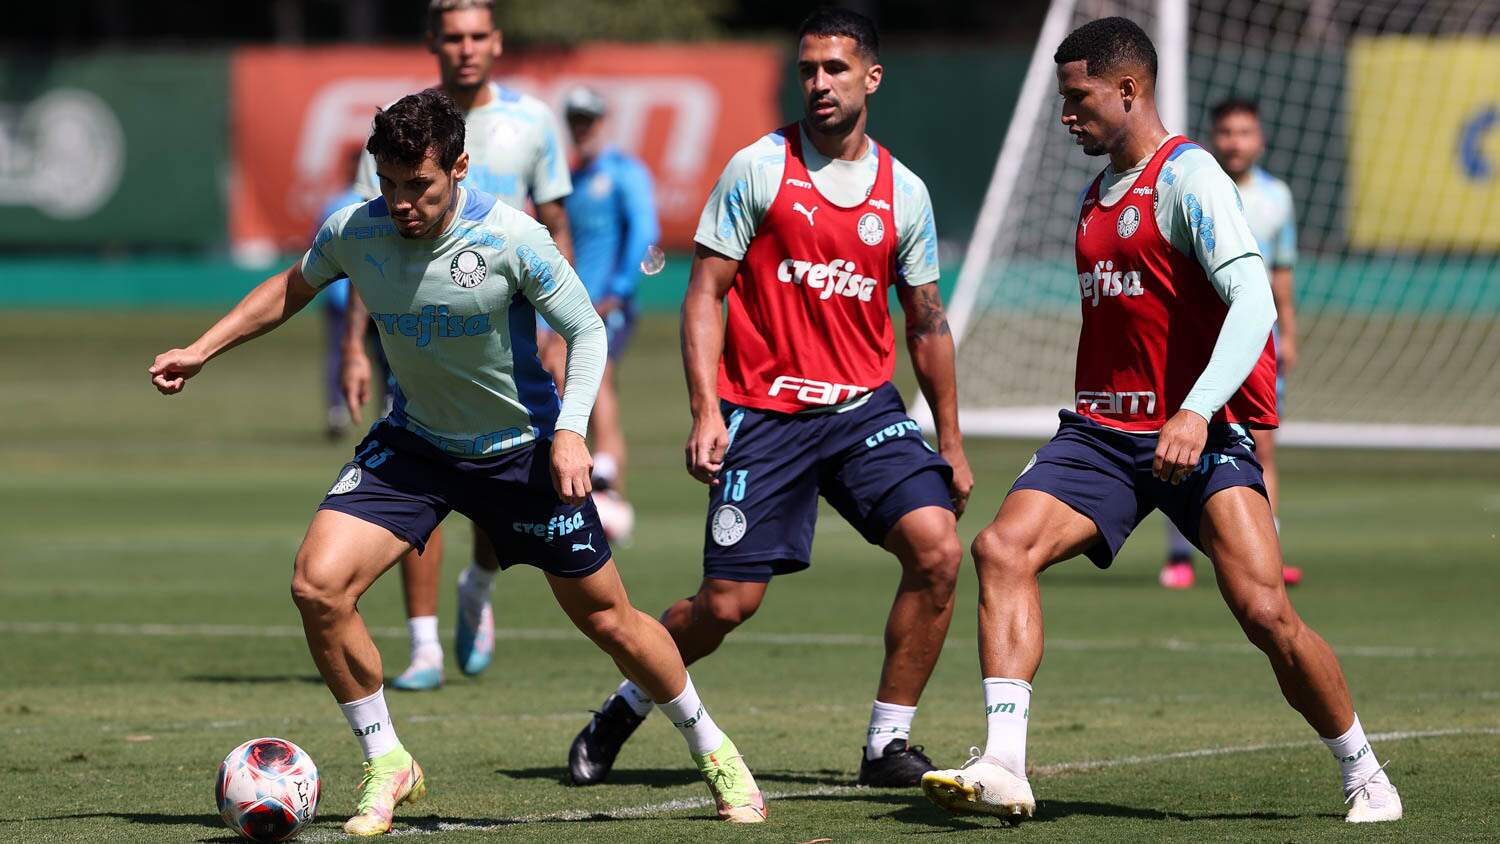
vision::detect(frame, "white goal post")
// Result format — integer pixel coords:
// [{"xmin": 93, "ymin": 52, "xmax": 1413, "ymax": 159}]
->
[{"xmin": 924, "ymin": 0, "xmax": 1500, "ymax": 449}]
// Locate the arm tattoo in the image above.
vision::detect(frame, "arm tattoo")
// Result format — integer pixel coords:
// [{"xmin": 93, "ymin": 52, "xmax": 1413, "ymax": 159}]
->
[{"xmin": 904, "ymin": 283, "xmax": 951, "ymax": 340}]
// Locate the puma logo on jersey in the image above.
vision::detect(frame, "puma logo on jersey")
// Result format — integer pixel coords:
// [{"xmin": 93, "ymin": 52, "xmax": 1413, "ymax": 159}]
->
[
  {"xmin": 1078, "ymin": 260, "xmax": 1143, "ymax": 307},
  {"xmin": 784, "ymin": 177, "xmax": 813, "ymax": 189},
  {"xmin": 776, "ymin": 257, "xmax": 879, "ymax": 302},
  {"xmin": 571, "ymin": 534, "xmax": 596, "ymax": 553},
  {"xmin": 364, "ymin": 253, "xmax": 389, "ymax": 278},
  {"xmin": 792, "ymin": 201, "xmax": 818, "ymax": 226},
  {"xmin": 769, "ymin": 375, "xmax": 869, "ymax": 406}
]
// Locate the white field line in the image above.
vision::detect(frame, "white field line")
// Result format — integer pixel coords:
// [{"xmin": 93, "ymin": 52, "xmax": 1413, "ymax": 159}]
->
[
  {"xmin": 289, "ymin": 726, "xmax": 1500, "ymax": 839},
  {"xmin": 0, "ymin": 620, "xmax": 1488, "ymax": 660}
]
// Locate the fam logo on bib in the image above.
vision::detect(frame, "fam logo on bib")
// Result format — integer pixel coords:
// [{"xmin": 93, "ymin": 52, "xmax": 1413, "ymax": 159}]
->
[
  {"xmin": 857, "ymin": 212, "xmax": 885, "ymax": 246},
  {"xmin": 1117, "ymin": 205, "xmax": 1141, "ymax": 239},
  {"xmin": 450, "ymin": 250, "xmax": 488, "ymax": 288}
]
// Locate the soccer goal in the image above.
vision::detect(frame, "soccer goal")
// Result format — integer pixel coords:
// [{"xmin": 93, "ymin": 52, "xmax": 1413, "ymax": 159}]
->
[{"xmin": 932, "ymin": 0, "xmax": 1500, "ymax": 449}]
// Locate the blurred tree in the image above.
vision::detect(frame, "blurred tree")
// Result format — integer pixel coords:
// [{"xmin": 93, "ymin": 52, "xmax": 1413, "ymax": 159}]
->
[{"xmin": 492, "ymin": 0, "xmax": 733, "ymax": 44}]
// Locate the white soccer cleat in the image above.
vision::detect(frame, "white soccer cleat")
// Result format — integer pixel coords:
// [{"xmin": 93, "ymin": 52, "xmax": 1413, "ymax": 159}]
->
[
  {"xmin": 921, "ymin": 749, "xmax": 1035, "ymax": 823},
  {"xmin": 1344, "ymin": 763, "xmax": 1402, "ymax": 823}
]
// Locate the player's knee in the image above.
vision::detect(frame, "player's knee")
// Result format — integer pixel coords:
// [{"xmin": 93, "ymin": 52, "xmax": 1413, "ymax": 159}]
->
[
  {"xmin": 971, "ymin": 525, "xmax": 1036, "ymax": 582},
  {"xmin": 289, "ymin": 564, "xmax": 348, "ymax": 620},
  {"xmin": 575, "ymin": 608, "xmax": 633, "ymax": 655},
  {"xmin": 695, "ymin": 588, "xmax": 758, "ymax": 630},
  {"xmin": 904, "ymin": 535, "xmax": 962, "ymax": 601},
  {"xmin": 1232, "ymin": 591, "xmax": 1299, "ymax": 651}
]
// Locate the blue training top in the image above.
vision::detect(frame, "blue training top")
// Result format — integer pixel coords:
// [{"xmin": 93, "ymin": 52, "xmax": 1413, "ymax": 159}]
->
[{"xmin": 565, "ymin": 147, "xmax": 659, "ymax": 303}]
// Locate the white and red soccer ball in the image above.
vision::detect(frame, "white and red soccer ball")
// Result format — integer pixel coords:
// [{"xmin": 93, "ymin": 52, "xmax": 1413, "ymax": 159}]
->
[{"xmin": 216, "ymin": 737, "xmax": 320, "ymax": 842}]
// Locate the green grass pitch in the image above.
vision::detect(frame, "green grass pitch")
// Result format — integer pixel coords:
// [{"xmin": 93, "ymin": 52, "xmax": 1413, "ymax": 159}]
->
[{"xmin": 2, "ymin": 310, "xmax": 1497, "ymax": 842}]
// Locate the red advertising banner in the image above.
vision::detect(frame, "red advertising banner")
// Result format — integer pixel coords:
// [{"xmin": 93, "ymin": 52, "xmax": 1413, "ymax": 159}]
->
[{"xmin": 230, "ymin": 43, "xmax": 782, "ymax": 254}]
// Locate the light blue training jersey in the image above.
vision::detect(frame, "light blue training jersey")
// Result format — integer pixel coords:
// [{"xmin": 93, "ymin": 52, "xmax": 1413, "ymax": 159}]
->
[
  {"xmin": 566, "ymin": 146, "xmax": 659, "ymax": 303},
  {"xmin": 301, "ymin": 188, "xmax": 605, "ymax": 456}
]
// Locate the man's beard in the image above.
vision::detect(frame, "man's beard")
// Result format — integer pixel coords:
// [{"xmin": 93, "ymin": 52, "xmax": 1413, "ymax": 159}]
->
[{"xmin": 807, "ymin": 103, "xmax": 859, "ymax": 136}]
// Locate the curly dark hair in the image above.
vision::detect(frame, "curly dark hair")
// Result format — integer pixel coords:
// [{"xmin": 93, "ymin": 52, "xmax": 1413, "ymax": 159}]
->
[
  {"xmin": 797, "ymin": 6, "xmax": 879, "ymax": 61},
  {"xmin": 1054, "ymin": 17, "xmax": 1157, "ymax": 82},
  {"xmin": 366, "ymin": 88, "xmax": 466, "ymax": 171}
]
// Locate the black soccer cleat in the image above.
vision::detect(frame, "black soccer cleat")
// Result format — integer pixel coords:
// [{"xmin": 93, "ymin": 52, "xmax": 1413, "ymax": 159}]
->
[
  {"xmin": 858, "ymin": 739, "xmax": 937, "ymax": 787},
  {"xmin": 568, "ymin": 693, "xmax": 646, "ymax": 786}
]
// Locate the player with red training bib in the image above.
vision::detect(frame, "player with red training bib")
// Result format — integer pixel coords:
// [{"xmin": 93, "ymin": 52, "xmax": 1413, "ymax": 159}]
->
[
  {"xmin": 565, "ymin": 8, "xmax": 973, "ymax": 790},
  {"xmin": 922, "ymin": 18, "xmax": 1402, "ymax": 825}
]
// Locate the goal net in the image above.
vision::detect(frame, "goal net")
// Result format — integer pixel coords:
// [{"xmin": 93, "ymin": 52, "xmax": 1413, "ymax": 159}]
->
[{"xmin": 937, "ymin": 0, "xmax": 1500, "ymax": 448}]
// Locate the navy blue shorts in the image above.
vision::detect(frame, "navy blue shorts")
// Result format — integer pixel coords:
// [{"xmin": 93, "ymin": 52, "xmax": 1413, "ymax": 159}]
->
[
  {"xmin": 703, "ymin": 382, "xmax": 954, "ymax": 583},
  {"xmin": 604, "ymin": 301, "xmax": 636, "ymax": 362},
  {"xmin": 318, "ymin": 422, "xmax": 611, "ymax": 578},
  {"xmin": 1010, "ymin": 411, "xmax": 1267, "ymax": 568}
]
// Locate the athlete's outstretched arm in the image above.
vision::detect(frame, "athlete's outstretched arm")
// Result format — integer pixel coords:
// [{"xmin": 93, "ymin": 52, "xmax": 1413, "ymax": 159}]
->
[
  {"xmin": 681, "ymin": 244, "xmax": 740, "ymax": 485},
  {"xmin": 149, "ymin": 262, "xmax": 320, "ymax": 394},
  {"xmin": 896, "ymin": 281, "xmax": 974, "ymax": 516}
]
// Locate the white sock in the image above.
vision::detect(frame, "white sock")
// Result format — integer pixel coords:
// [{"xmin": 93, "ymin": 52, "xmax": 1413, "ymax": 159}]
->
[
  {"xmin": 866, "ymin": 699, "xmax": 917, "ymax": 760},
  {"xmin": 407, "ymin": 615, "xmax": 441, "ymax": 666},
  {"xmin": 1320, "ymin": 713, "xmax": 1386, "ymax": 793},
  {"xmin": 339, "ymin": 686, "xmax": 400, "ymax": 760},
  {"xmin": 657, "ymin": 675, "xmax": 725, "ymax": 756},
  {"xmin": 613, "ymin": 679, "xmax": 655, "ymax": 717},
  {"xmin": 457, "ymin": 561, "xmax": 496, "ymax": 620},
  {"xmin": 982, "ymin": 678, "xmax": 1032, "ymax": 776}
]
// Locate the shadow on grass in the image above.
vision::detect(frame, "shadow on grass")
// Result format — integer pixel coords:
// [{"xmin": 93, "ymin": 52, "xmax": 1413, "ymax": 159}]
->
[
  {"xmin": 497, "ymin": 766, "xmax": 852, "ymax": 789},
  {"xmin": 184, "ymin": 674, "xmax": 326, "ymax": 685},
  {"xmin": 1, "ymin": 811, "xmax": 235, "ymax": 841},
  {"xmin": 829, "ymin": 794, "xmax": 1319, "ymax": 829}
]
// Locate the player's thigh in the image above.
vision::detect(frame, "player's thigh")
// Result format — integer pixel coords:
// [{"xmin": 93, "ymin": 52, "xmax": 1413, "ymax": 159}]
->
[
  {"xmin": 1006, "ymin": 415, "xmax": 1144, "ymax": 568},
  {"xmin": 472, "ymin": 524, "xmax": 500, "ymax": 569},
  {"xmin": 1252, "ymin": 427, "xmax": 1277, "ymax": 467},
  {"xmin": 546, "ymin": 558, "xmax": 630, "ymax": 624},
  {"xmin": 294, "ymin": 509, "xmax": 414, "ymax": 599},
  {"xmin": 972, "ymin": 489, "xmax": 1103, "ymax": 579},
  {"xmin": 1200, "ymin": 486, "xmax": 1285, "ymax": 601},
  {"xmin": 704, "ymin": 406, "xmax": 821, "ymax": 580}
]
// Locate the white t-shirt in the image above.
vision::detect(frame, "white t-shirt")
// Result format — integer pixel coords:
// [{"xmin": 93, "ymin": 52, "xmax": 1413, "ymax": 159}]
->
[
  {"xmin": 355, "ymin": 83, "xmax": 572, "ymax": 212},
  {"xmin": 694, "ymin": 124, "xmax": 940, "ymax": 285}
]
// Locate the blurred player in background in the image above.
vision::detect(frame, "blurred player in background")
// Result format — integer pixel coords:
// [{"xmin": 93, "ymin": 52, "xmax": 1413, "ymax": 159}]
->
[
  {"xmin": 154, "ymin": 90, "xmax": 765, "ymax": 833},
  {"xmin": 323, "ymin": 145, "xmax": 391, "ymax": 439},
  {"xmin": 921, "ymin": 19, "xmax": 1399, "ymax": 824},
  {"xmin": 566, "ymin": 8, "xmax": 972, "ymax": 790},
  {"xmin": 342, "ymin": 0, "xmax": 574, "ymax": 692},
  {"xmin": 1160, "ymin": 97, "xmax": 1302, "ymax": 589},
  {"xmin": 544, "ymin": 86, "xmax": 661, "ymax": 543}
]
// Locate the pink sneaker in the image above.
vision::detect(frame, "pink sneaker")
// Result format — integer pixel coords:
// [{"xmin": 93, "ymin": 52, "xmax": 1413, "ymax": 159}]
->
[{"xmin": 1159, "ymin": 561, "xmax": 1195, "ymax": 589}]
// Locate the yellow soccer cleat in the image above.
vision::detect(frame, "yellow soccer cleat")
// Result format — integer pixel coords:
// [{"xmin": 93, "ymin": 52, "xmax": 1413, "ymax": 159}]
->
[
  {"xmin": 692, "ymin": 736, "xmax": 767, "ymax": 823},
  {"xmin": 343, "ymin": 746, "xmax": 426, "ymax": 836}
]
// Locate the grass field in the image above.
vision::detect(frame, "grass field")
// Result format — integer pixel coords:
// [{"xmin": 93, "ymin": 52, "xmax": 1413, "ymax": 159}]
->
[{"xmin": 3, "ymin": 310, "xmax": 1498, "ymax": 842}]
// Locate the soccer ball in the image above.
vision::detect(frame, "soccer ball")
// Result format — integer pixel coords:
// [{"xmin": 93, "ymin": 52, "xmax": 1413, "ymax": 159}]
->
[{"xmin": 216, "ymin": 737, "xmax": 321, "ymax": 842}]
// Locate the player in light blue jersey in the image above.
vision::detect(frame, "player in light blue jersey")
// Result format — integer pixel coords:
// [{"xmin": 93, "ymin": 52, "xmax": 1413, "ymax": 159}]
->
[
  {"xmin": 151, "ymin": 90, "xmax": 765, "ymax": 834},
  {"xmin": 342, "ymin": 0, "xmax": 578, "ymax": 691},
  {"xmin": 545, "ymin": 86, "xmax": 660, "ymax": 540},
  {"xmin": 1160, "ymin": 97, "xmax": 1303, "ymax": 590}
]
